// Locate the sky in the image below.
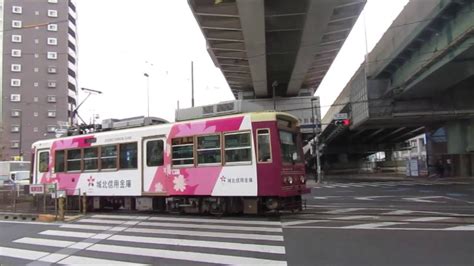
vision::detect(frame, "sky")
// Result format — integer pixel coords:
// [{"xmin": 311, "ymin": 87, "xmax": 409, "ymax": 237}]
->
[{"xmin": 75, "ymin": 0, "xmax": 409, "ymax": 124}]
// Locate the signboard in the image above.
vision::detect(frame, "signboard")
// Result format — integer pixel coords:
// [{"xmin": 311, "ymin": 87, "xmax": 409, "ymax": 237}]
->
[
  {"xmin": 334, "ymin": 113, "xmax": 348, "ymax": 120},
  {"xmin": 29, "ymin": 185, "xmax": 44, "ymax": 194},
  {"xmin": 46, "ymin": 184, "xmax": 56, "ymax": 193},
  {"xmin": 52, "ymin": 190, "xmax": 66, "ymax": 199}
]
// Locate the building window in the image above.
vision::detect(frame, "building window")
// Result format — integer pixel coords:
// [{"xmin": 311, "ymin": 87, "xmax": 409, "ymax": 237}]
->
[
  {"xmin": 34, "ymin": 67, "xmax": 39, "ymax": 73},
  {"xmin": 33, "ymin": 127, "xmax": 39, "ymax": 133},
  {"xmin": 48, "ymin": 0, "xmax": 59, "ymax": 3},
  {"xmin": 33, "ymin": 97, "xmax": 39, "ymax": 102},
  {"xmin": 34, "ymin": 112, "xmax": 38, "ymax": 117},
  {"xmin": 47, "ymin": 9, "xmax": 58, "ymax": 17},
  {"xmin": 224, "ymin": 132, "xmax": 252, "ymax": 164},
  {"xmin": 11, "ymin": 110, "xmax": 20, "ymax": 117},
  {"xmin": 10, "ymin": 94, "xmax": 21, "ymax": 102},
  {"xmin": 197, "ymin": 135, "xmax": 221, "ymax": 165},
  {"xmin": 34, "ymin": 39, "xmax": 39, "ymax": 44},
  {"xmin": 146, "ymin": 140, "xmax": 164, "ymax": 167},
  {"xmin": 35, "ymin": 11, "xmax": 39, "ymax": 16},
  {"xmin": 11, "ymin": 79, "xmax": 21, "ymax": 87},
  {"xmin": 47, "ymin": 38, "xmax": 57, "ymax": 46},
  {"xmin": 12, "ymin": 35, "xmax": 22, "ymax": 43},
  {"xmin": 47, "ymin": 95, "xmax": 56, "ymax": 103},
  {"xmin": 48, "ymin": 66, "xmax": 57, "ymax": 73},
  {"xmin": 11, "ymin": 64, "xmax": 21, "ymax": 72},
  {"xmin": 11, "ymin": 125, "xmax": 20, "ymax": 133},
  {"xmin": 11, "ymin": 141, "xmax": 20, "ymax": 149},
  {"xmin": 47, "ymin": 24, "xmax": 58, "ymax": 32},
  {"xmin": 11, "ymin": 49, "xmax": 22, "ymax": 57},
  {"xmin": 47, "ymin": 52, "xmax": 57, "ymax": 60},
  {"xmin": 48, "ymin": 80, "xmax": 57, "ymax": 88},
  {"xmin": 12, "ymin": 20, "xmax": 22, "ymax": 28},
  {"xmin": 34, "ymin": 82, "xmax": 39, "ymax": 87},
  {"xmin": 47, "ymin": 125, "xmax": 57, "ymax": 133},
  {"xmin": 172, "ymin": 137, "xmax": 194, "ymax": 166},
  {"xmin": 12, "ymin": 6, "xmax": 22, "ymax": 14},
  {"xmin": 47, "ymin": 110, "xmax": 56, "ymax": 117},
  {"xmin": 34, "ymin": 54, "xmax": 39, "ymax": 58}
]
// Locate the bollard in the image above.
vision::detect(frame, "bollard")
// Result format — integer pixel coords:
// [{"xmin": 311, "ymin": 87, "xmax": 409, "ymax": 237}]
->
[
  {"xmin": 58, "ymin": 197, "xmax": 65, "ymax": 221},
  {"xmin": 82, "ymin": 192, "xmax": 87, "ymax": 215}
]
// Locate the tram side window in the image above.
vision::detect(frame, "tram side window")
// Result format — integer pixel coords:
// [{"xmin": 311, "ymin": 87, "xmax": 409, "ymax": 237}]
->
[
  {"xmin": 257, "ymin": 129, "xmax": 272, "ymax": 163},
  {"xmin": 84, "ymin": 147, "xmax": 99, "ymax": 171},
  {"xmin": 66, "ymin": 149, "xmax": 81, "ymax": 171},
  {"xmin": 120, "ymin": 142, "xmax": 138, "ymax": 169},
  {"xmin": 224, "ymin": 132, "xmax": 252, "ymax": 164},
  {"xmin": 172, "ymin": 136, "xmax": 194, "ymax": 166},
  {"xmin": 55, "ymin": 150, "xmax": 65, "ymax": 172},
  {"xmin": 39, "ymin": 152, "xmax": 49, "ymax": 173},
  {"xmin": 101, "ymin": 145, "xmax": 117, "ymax": 170},
  {"xmin": 146, "ymin": 140, "xmax": 164, "ymax": 167},
  {"xmin": 197, "ymin": 135, "xmax": 221, "ymax": 165}
]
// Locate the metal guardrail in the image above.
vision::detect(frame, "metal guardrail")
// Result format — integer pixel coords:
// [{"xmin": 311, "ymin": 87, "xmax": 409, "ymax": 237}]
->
[{"xmin": 0, "ymin": 184, "xmax": 80, "ymax": 216}]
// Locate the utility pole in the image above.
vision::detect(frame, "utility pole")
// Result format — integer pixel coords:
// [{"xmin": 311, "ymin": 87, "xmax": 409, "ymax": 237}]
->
[
  {"xmin": 191, "ymin": 61, "xmax": 195, "ymax": 107},
  {"xmin": 311, "ymin": 97, "xmax": 321, "ymax": 183},
  {"xmin": 272, "ymin": 81, "xmax": 278, "ymax": 110}
]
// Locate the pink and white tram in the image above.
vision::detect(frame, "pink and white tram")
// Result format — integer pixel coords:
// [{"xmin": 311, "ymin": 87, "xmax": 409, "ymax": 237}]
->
[{"xmin": 31, "ymin": 111, "xmax": 309, "ymax": 214}]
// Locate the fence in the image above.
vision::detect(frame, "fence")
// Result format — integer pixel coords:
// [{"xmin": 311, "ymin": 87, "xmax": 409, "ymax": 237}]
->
[{"xmin": 0, "ymin": 183, "xmax": 81, "ymax": 216}]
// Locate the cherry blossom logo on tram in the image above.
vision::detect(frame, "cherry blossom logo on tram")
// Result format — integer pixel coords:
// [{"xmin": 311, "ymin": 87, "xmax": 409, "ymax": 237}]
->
[
  {"xmin": 87, "ymin": 176, "xmax": 95, "ymax": 187},
  {"xmin": 154, "ymin": 182, "xmax": 164, "ymax": 193},
  {"xmin": 173, "ymin": 174, "xmax": 187, "ymax": 192}
]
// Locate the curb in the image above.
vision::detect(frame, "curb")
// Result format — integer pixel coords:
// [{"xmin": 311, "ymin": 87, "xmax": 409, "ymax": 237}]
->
[{"xmin": 0, "ymin": 212, "xmax": 84, "ymax": 223}]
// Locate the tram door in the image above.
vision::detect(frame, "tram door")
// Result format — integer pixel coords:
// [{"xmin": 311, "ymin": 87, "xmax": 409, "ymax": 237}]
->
[{"xmin": 142, "ymin": 137, "xmax": 166, "ymax": 193}]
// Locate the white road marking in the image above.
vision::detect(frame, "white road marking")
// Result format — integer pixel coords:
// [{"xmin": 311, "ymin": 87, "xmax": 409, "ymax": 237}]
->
[
  {"xmin": 402, "ymin": 196, "xmax": 439, "ymax": 203},
  {"xmin": 87, "ymin": 244, "xmax": 287, "ymax": 265},
  {"xmin": 342, "ymin": 222, "xmax": 406, "ymax": 229},
  {"xmin": 383, "ymin": 210, "xmax": 416, "ymax": 215},
  {"xmin": 325, "ymin": 208, "xmax": 365, "ymax": 214},
  {"xmin": 0, "ymin": 246, "xmax": 48, "ymax": 260},
  {"xmin": 354, "ymin": 196, "xmax": 393, "ymax": 201},
  {"xmin": 60, "ymin": 224, "xmax": 112, "ymax": 231},
  {"xmin": 125, "ymin": 227, "xmax": 284, "ymax": 241},
  {"xmin": 147, "ymin": 216, "xmax": 282, "ymax": 226},
  {"xmin": 444, "ymin": 225, "xmax": 474, "ymax": 231},
  {"xmin": 282, "ymin": 220, "xmax": 324, "ymax": 226},
  {"xmin": 333, "ymin": 215, "xmax": 377, "ymax": 220},
  {"xmin": 91, "ymin": 233, "xmax": 112, "ymax": 240},
  {"xmin": 68, "ymin": 242, "xmax": 94, "ymax": 250},
  {"xmin": 39, "ymin": 230, "xmax": 95, "ymax": 239},
  {"xmin": 138, "ymin": 221, "xmax": 282, "ymax": 232},
  {"xmin": 91, "ymin": 214, "xmax": 149, "ymax": 220},
  {"xmin": 77, "ymin": 218, "xmax": 127, "ymax": 225},
  {"xmin": 13, "ymin": 237, "xmax": 75, "ymax": 248},
  {"xmin": 58, "ymin": 255, "xmax": 147, "ymax": 265},
  {"xmin": 404, "ymin": 217, "xmax": 451, "ymax": 222},
  {"xmin": 109, "ymin": 234, "xmax": 286, "ymax": 254},
  {"xmin": 38, "ymin": 253, "xmax": 69, "ymax": 263}
]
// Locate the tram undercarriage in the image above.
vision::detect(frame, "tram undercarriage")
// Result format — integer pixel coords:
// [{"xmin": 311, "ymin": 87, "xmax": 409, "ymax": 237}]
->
[{"xmin": 83, "ymin": 195, "xmax": 303, "ymax": 215}]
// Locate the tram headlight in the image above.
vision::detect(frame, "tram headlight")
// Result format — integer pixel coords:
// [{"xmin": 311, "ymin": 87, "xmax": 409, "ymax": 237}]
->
[
  {"xmin": 300, "ymin": 175, "xmax": 306, "ymax": 184},
  {"xmin": 288, "ymin": 176, "xmax": 294, "ymax": 185}
]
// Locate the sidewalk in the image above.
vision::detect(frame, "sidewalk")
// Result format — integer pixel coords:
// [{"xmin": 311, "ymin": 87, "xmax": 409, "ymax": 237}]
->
[{"xmin": 0, "ymin": 211, "xmax": 83, "ymax": 222}]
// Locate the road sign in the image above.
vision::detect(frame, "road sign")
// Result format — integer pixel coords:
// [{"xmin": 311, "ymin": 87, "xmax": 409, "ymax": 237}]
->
[
  {"xmin": 334, "ymin": 113, "xmax": 348, "ymax": 120},
  {"xmin": 29, "ymin": 184, "xmax": 44, "ymax": 194}
]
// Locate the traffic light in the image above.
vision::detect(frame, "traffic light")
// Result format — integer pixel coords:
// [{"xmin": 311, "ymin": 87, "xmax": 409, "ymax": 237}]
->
[{"xmin": 334, "ymin": 119, "xmax": 350, "ymax": 126}]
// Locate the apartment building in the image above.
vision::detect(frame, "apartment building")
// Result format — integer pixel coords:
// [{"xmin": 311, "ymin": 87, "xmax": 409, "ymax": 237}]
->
[{"xmin": 0, "ymin": 0, "xmax": 78, "ymax": 160}]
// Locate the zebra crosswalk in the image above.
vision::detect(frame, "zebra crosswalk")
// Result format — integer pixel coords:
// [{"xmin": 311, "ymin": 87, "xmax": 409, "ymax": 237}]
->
[
  {"xmin": 0, "ymin": 214, "xmax": 287, "ymax": 265},
  {"xmin": 313, "ymin": 180, "xmax": 470, "ymax": 189}
]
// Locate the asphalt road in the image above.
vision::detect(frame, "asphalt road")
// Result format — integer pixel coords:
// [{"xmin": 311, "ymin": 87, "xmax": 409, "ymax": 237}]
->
[{"xmin": 0, "ymin": 177, "xmax": 472, "ymax": 265}]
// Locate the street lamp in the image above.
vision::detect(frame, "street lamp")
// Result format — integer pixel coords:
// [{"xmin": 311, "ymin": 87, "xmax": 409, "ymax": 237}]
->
[{"xmin": 144, "ymin": 73, "xmax": 150, "ymax": 117}]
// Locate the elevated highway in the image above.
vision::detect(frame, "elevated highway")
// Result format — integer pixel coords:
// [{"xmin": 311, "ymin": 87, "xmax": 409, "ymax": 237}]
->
[
  {"xmin": 188, "ymin": 0, "xmax": 366, "ymax": 98},
  {"xmin": 320, "ymin": 0, "xmax": 474, "ymax": 176}
]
